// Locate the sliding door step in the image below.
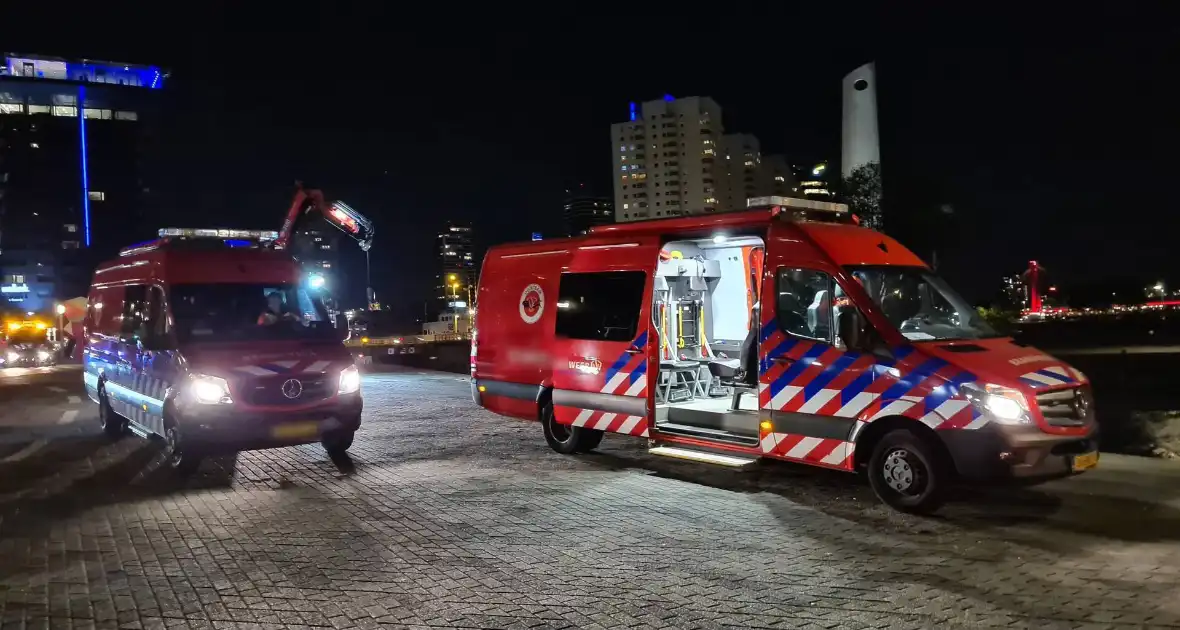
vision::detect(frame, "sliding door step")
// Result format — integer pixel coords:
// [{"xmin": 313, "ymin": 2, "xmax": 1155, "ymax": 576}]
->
[
  {"xmin": 649, "ymin": 446, "xmax": 758, "ymax": 467},
  {"xmin": 655, "ymin": 422, "xmax": 759, "ymax": 446}
]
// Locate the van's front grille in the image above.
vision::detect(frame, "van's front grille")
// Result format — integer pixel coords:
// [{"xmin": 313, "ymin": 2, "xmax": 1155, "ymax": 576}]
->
[
  {"xmin": 1036, "ymin": 387, "xmax": 1092, "ymax": 427},
  {"xmin": 241, "ymin": 375, "xmax": 332, "ymax": 406}
]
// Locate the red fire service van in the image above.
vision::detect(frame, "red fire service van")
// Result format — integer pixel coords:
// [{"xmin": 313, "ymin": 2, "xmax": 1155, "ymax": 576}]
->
[
  {"xmin": 471, "ymin": 197, "xmax": 1097, "ymax": 513},
  {"xmin": 83, "ymin": 228, "xmax": 362, "ymax": 474}
]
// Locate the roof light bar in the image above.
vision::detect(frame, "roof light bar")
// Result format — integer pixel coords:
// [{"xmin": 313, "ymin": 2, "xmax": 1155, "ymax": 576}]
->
[
  {"xmin": 746, "ymin": 196, "xmax": 849, "ymax": 215},
  {"xmin": 158, "ymin": 228, "xmax": 279, "ymax": 240}
]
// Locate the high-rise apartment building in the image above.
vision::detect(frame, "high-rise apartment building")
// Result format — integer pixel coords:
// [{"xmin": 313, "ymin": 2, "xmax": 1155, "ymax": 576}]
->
[
  {"xmin": 0, "ymin": 53, "xmax": 167, "ymax": 311},
  {"xmin": 611, "ymin": 96, "xmax": 723, "ymax": 223},
  {"xmin": 435, "ymin": 221, "xmax": 474, "ymax": 307},
  {"xmin": 611, "ymin": 96, "xmax": 798, "ymax": 221},
  {"xmin": 563, "ymin": 183, "xmax": 614, "ymax": 236}
]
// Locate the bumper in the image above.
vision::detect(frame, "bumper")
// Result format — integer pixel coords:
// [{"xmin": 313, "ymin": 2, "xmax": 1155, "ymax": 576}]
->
[
  {"xmin": 943, "ymin": 423, "xmax": 1099, "ymax": 482},
  {"xmin": 4, "ymin": 354, "xmax": 56, "ymax": 367},
  {"xmin": 177, "ymin": 393, "xmax": 362, "ymax": 453}
]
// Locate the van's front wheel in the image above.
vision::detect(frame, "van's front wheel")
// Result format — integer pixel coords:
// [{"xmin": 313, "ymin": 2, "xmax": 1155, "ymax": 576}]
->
[
  {"xmin": 541, "ymin": 403, "xmax": 603, "ymax": 454},
  {"xmin": 97, "ymin": 384, "xmax": 125, "ymax": 439},
  {"xmin": 868, "ymin": 429, "xmax": 949, "ymax": 514}
]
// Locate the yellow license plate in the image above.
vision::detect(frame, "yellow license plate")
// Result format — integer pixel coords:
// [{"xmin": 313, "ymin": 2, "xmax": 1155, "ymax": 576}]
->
[
  {"xmin": 1072, "ymin": 451, "xmax": 1099, "ymax": 472},
  {"xmin": 271, "ymin": 422, "xmax": 320, "ymax": 439}
]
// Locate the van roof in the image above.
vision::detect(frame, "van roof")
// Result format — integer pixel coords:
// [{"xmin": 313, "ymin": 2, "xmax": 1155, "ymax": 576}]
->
[
  {"xmin": 491, "ymin": 209, "xmax": 927, "ymax": 269},
  {"xmin": 92, "ymin": 246, "xmax": 301, "ymax": 287}
]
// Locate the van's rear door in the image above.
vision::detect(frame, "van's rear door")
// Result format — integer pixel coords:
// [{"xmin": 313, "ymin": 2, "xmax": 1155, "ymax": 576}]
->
[{"xmin": 550, "ymin": 237, "xmax": 660, "ymax": 439}]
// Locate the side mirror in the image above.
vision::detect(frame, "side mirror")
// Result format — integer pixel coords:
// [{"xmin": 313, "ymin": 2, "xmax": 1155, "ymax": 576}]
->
[{"xmin": 836, "ymin": 306, "xmax": 863, "ymax": 351}]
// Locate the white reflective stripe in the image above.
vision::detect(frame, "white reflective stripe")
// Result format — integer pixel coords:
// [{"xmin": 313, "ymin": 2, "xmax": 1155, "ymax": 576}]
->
[
  {"xmin": 1022, "ymin": 371, "xmax": 1065, "ymax": 386},
  {"xmin": 638, "ymin": 427, "xmax": 650, "ymax": 438},
  {"xmin": 821, "ymin": 442, "xmax": 850, "ymax": 465},
  {"xmin": 834, "ymin": 392, "xmax": 878, "ymax": 418},
  {"xmin": 798, "ymin": 388, "xmax": 840, "ymax": 414},
  {"xmin": 964, "ymin": 416, "xmax": 990, "ymax": 430},
  {"xmin": 1043, "ymin": 365, "xmax": 1070, "ymax": 377},
  {"xmin": 601, "ymin": 371, "xmax": 628, "ymax": 394},
  {"xmin": 236, "ymin": 365, "xmax": 275, "ymax": 376},
  {"xmin": 786, "ymin": 436, "xmax": 823, "ymax": 459},
  {"xmin": 572, "ymin": 408, "xmax": 594, "ymax": 427},
  {"xmin": 933, "ymin": 399, "xmax": 971, "ymax": 419},
  {"xmin": 618, "ymin": 415, "xmax": 644, "ymax": 435},
  {"xmin": 870, "ymin": 398, "xmax": 917, "ymax": 421},
  {"xmin": 623, "ymin": 378, "xmax": 646, "ymax": 397},
  {"xmin": 306, "ymin": 360, "xmax": 330, "ymax": 373},
  {"xmin": 592, "ymin": 413, "xmax": 617, "ymax": 431},
  {"xmin": 771, "ymin": 385, "xmax": 802, "ymax": 410},
  {"xmin": 919, "ymin": 412, "xmax": 945, "ymax": 429},
  {"xmin": 760, "ymin": 433, "xmax": 777, "ymax": 453}
]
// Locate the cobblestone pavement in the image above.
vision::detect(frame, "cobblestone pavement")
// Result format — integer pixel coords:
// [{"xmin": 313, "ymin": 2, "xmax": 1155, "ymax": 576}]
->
[{"xmin": 2, "ymin": 369, "xmax": 1180, "ymax": 629}]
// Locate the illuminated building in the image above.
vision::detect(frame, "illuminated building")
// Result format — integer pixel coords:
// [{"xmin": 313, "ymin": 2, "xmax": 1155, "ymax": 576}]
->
[
  {"xmin": 0, "ymin": 53, "xmax": 167, "ymax": 310},
  {"xmin": 792, "ymin": 161, "xmax": 834, "ymax": 200},
  {"xmin": 435, "ymin": 221, "xmax": 474, "ymax": 307},
  {"xmin": 564, "ymin": 183, "xmax": 613, "ymax": 235},
  {"xmin": 611, "ymin": 96, "xmax": 723, "ymax": 221},
  {"xmin": 290, "ymin": 226, "xmax": 339, "ymax": 314},
  {"xmin": 1002, "ymin": 274, "xmax": 1027, "ymax": 308},
  {"xmin": 611, "ymin": 96, "xmax": 796, "ymax": 221}
]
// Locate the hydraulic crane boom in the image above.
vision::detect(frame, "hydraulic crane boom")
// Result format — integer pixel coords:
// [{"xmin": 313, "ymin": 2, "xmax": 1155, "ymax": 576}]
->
[{"xmin": 275, "ymin": 183, "xmax": 375, "ymax": 252}]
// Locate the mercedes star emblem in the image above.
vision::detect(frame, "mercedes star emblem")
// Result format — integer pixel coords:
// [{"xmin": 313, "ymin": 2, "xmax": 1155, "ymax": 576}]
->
[{"xmin": 281, "ymin": 378, "xmax": 303, "ymax": 399}]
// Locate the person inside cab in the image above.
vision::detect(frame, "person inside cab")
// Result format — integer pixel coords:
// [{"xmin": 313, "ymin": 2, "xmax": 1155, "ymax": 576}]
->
[{"xmin": 257, "ymin": 292, "xmax": 299, "ymax": 326}]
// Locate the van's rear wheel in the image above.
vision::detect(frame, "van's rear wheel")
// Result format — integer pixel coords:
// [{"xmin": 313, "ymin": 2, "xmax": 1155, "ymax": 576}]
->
[
  {"xmin": 541, "ymin": 403, "xmax": 604, "ymax": 454},
  {"xmin": 97, "ymin": 384, "xmax": 125, "ymax": 439},
  {"xmin": 868, "ymin": 429, "xmax": 948, "ymax": 514}
]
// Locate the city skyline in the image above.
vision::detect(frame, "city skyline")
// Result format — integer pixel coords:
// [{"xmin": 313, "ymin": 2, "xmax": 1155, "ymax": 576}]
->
[{"xmin": 5, "ymin": 11, "xmax": 1173, "ymax": 317}]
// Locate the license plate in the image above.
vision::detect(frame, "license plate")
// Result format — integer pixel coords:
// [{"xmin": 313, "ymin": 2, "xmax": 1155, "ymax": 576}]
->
[
  {"xmin": 1072, "ymin": 451, "xmax": 1099, "ymax": 472},
  {"xmin": 271, "ymin": 422, "xmax": 320, "ymax": 439}
]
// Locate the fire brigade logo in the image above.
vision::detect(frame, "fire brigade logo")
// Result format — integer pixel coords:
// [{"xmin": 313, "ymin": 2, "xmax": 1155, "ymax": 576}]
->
[{"xmin": 520, "ymin": 284, "xmax": 544, "ymax": 324}]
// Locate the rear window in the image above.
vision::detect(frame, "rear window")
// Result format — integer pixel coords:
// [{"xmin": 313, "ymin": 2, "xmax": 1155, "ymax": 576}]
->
[{"xmin": 555, "ymin": 271, "xmax": 646, "ymax": 342}]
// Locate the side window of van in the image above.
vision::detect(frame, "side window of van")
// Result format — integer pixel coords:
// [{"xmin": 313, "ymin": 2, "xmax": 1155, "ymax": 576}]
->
[
  {"xmin": 776, "ymin": 268, "xmax": 835, "ymax": 344},
  {"xmin": 92, "ymin": 288, "xmax": 124, "ymax": 337},
  {"xmin": 555, "ymin": 271, "xmax": 647, "ymax": 342},
  {"xmin": 121, "ymin": 285, "xmax": 148, "ymax": 337},
  {"xmin": 148, "ymin": 286, "xmax": 168, "ymax": 337}
]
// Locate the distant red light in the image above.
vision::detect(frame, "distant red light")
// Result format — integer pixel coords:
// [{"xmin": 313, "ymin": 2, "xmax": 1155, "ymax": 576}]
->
[{"xmin": 328, "ymin": 207, "xmax": 360, "ymax": 233}]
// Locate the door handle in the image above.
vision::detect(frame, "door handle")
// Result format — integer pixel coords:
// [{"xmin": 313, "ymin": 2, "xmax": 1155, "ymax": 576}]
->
[
  {"xmin": 625, "ymin": 346, "xmax": 643, "ymax": 355},
  {"xmin": 772, "ymin": 355, "xmax": 795, "ymax": 364}
]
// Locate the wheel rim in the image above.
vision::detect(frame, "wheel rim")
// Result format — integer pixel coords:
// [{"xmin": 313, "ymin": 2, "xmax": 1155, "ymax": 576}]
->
[
  {"xmin": 165, "ymin": 426, "xmax": 184, "ymax": 467},
  {"xmin": 549, "ymin": 414, "xmax": 572, "ymax": 443},
  {"xmin": 881, "ymin": 448, "xmax": 927, "ymax": 497}
]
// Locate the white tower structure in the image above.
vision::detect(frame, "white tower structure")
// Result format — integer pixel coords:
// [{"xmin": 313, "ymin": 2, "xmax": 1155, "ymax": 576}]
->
[{"xmin": 841, "ymin": 62, "xmax": 880, "ymax": 178}]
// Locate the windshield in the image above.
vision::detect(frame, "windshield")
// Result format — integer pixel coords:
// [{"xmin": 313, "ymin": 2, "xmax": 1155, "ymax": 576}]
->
[
  {"xmin": 171, "ymin": 283, "xmax": 335, "ymax": 343},
  {"xmin": 7, "ymin": 329, "xmax": 48, "ymax": 345},
  {"xmin": 847, "ymin": 266, "xmax": 998, "ymax": 341}
]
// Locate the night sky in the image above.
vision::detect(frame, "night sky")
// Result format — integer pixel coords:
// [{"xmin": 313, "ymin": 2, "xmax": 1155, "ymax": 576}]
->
[{"xmin": 19, "ymin": 6, "xmax": 1179, "ymax": 318}]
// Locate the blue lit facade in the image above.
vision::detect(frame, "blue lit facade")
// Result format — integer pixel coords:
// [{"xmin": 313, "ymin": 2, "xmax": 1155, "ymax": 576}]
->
[{"xmin": 0, "ymin": 53, "xmax": 168, "ymax": 312}]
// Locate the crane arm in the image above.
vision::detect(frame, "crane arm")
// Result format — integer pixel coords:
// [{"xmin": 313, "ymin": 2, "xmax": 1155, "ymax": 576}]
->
[{"xmin": 274, "ymin": 183, "xmax": 375, "ymax": 252}]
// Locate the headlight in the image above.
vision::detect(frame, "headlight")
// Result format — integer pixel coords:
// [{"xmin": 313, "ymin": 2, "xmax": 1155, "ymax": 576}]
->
[
  {"xmin": 338, "ymin": 365, "xmax": 361, "ymax": 395},
  {"xmin": 190, "ymin": 374, "xmax": 233, "ymax": 404},
  {"xmin": 961, "ymin": 382, "xmax": 1029, "ymax": 424},
  {"xmin": 36, "ymin": 350, "xmax": 51, "ymax": 361},
  {"xmin": 5, "ymin": 351, "xmax": 17, "ymax": 363}
]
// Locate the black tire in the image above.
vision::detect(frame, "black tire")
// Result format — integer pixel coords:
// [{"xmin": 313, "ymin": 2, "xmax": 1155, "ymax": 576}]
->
[
  {"xmin": 867, "ymin": 429, "xmax": 949, "ymax": 514},
  {"xmin": 163, "ymin": 420, "xmax": 202, "ymax": 476},
  {"xmin": 541, "ymin": 403, "xmax": 604, "ymax": 454},
  {"xmin": 575, "ymin": 429, "xmax": 605, "ymax": 453},
  {"xmin": 97, "ymin": 384, "xmax": 125, "ymax": 439},
  {"xmin": 322, "ymin": 429, "xmax": 355, "ymax": 456}
]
